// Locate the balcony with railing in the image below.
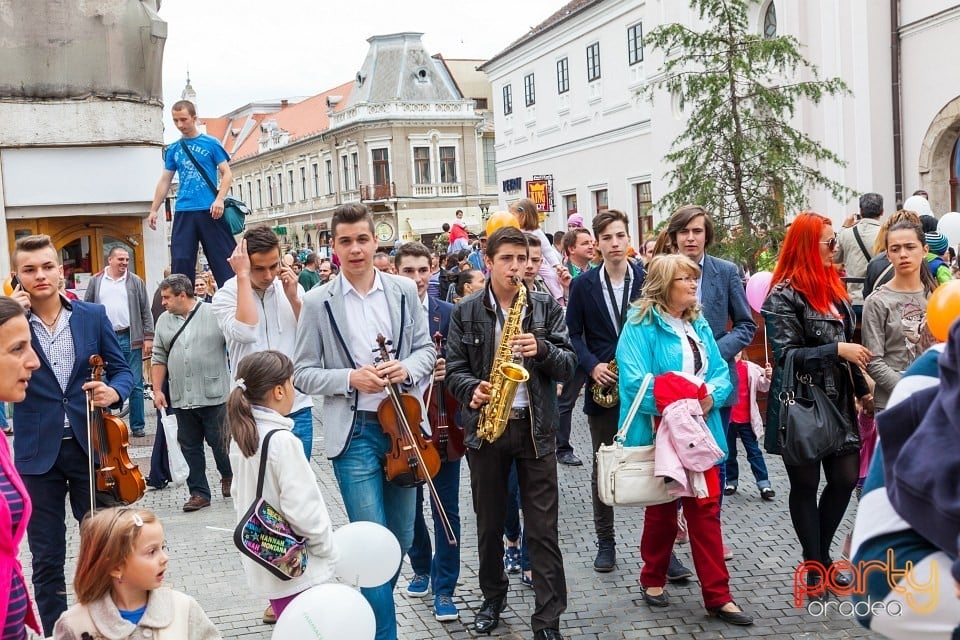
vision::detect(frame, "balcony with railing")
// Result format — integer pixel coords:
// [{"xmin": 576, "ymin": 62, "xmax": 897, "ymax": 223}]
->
[
  {"xmin": 411, "ymin": 183, "xmax": 463, "ymax": 197},
  {"xmin": 361, "ymin": 183, "xmax": 397, "ymax": 201}
]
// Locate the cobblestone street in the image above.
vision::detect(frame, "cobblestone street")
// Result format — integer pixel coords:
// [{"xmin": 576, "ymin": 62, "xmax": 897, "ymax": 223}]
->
[{"xmin": 24, "ymin": 397, "xmax": 878, "ymax": 639}]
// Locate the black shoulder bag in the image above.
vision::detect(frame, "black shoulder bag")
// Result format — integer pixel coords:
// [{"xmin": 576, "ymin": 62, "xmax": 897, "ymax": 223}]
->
[
  {"xmin": 178, "ymin": 140, "xmax": 250, "ymax": 235},
  {"xmin": 777, "ymin": 350, "xmax": 848, "ymax": 466}
]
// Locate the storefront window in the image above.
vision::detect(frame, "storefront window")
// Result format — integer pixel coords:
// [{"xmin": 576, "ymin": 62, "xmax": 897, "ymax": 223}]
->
[{"xmin": 61, "ymin": 236, "xmax": 92, "ymax": 293}]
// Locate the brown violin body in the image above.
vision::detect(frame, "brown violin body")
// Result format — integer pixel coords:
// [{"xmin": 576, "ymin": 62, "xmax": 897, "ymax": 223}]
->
[
  {"xmin": 89, "ymin": 355, "xmax": 145, "ymax": 505},
  {"xmin": 377, "ymin": 391, "xmax": 441, "ymax": 488},
  {"xmin": 426, "ymin": 332, "xmax": 465, "ymax": 462}
]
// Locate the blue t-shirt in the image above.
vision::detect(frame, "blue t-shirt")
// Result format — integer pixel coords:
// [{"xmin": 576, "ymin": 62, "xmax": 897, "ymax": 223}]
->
[
  {"xmin": 118, "ymin": 604, "xmax": 147, "ymax": 625},
  {"xmin": 164, "ymin": 135, "xmax": 230, "ymax": 212}
]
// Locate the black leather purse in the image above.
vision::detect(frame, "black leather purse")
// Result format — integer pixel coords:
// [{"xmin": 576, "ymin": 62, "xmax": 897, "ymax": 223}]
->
[{"xmin": 777, "ymin": 351, "xmax": 848, "ymax": 466}]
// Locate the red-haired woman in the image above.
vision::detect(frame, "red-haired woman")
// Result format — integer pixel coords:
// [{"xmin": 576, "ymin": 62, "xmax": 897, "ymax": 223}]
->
[{"xmin": 761, "ymin": 213, "xmax": 873, "ymax": 592}]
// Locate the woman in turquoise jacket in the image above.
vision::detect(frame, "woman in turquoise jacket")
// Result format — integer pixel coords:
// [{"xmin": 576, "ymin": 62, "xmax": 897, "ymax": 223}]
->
[{"xmin": 616, "ymin": 254, "xmax": 752, "ymax": 626}]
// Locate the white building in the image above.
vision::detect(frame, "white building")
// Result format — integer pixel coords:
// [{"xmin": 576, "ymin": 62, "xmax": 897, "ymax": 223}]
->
[{"xmin": 481, "ymin": 0, "xmax": 960, "ymax": 245}]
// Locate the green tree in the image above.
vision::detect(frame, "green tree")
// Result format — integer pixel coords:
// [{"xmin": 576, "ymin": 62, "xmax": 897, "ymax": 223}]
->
[{"xmin": 647, "ymin": 0, "xmax": 855, "ymax": 268}]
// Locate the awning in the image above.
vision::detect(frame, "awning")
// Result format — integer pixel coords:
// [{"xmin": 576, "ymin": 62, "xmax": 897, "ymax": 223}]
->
[{"xmin": 402, "ymin": 207, "xmax": 483, "ymax": 239}]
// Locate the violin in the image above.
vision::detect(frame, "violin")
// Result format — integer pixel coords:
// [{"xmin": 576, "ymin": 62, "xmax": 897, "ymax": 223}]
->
[
  {"xmin": 374, "ymin": 334, "xmax": 456, "ymax": 545},
  {"xmin": 424, "ymin": 332, "xmax": 465, "ymax": 462},
  {"xmin": 87, "ymin": 355, "xmax": 146, "ymax": 507}
]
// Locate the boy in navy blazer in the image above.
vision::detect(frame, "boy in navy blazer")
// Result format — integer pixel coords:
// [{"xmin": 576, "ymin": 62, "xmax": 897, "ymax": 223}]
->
[{"xmin": 10, "ymin": 234, "xmax": 133, "ymax": 635}]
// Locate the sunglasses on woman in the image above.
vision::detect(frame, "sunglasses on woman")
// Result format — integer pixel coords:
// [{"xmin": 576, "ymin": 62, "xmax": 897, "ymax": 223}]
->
[{"xmin": 819, "ymin": 237, "xmax": 837, "ymax": 251}]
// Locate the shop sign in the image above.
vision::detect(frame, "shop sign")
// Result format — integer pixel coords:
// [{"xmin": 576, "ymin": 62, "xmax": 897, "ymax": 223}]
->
[{"xmin": 526, "ymin": 175, "xmax": 554, "ymax": 213}]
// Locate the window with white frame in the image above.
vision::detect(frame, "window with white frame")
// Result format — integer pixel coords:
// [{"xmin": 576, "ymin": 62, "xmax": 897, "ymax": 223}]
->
[
  {"xmin": 586, "ymin": 42, "xmax": 601, "ymax": 81},
  {"xmin": 340, "ymin": 155, "xmax": 350, "ymax": 191},
  {"xmin": 311, "ymin": 164, "xmax": 319, "ymax": 197},
  {"xmin": 564, "ymin": 193, "xmax": 578, "ymax": 215},
  {"xmin": 266, "ymin": 176, "xmax": 274, "ymax": 206},
  {"xmin": 256, "ymin": 179, "xmax": 262, "ymax": 208},
  {"xmin": 524, "ymin": 73, "xmax": 535, "ymax": 107},
  {"xmin": 594, "ymin": 188, "xmax": 608, "ymax": 213},
  {"xmin": 503, "ymin": 84, "xmax": 513, "ymax": 115},
  {"xmin": 351, "ymin": 152, "xmax": 360, "ymax": 190},
  {"xmin": 439, "ymin": 146, "xmax": 457, "ymax": 183},
  {"xmin": 414, "ymin": 146, "xmax": 431, "ymax": 184},
  {"xmin": 636, "ymin": 182, "xmax": 653, "ymax": 235},
  {"xmin": 276, "ymin": 173, "xmax": 283, "ymax": 204},
  {"xmin": 300, "ymin": 167, "xmax": 307, "ymax": 200},
  {"xmin": 628, "ymin": 23, "xmax": 643, "ymax": 65},
  {"xmin": 288, "ymin": 169, "xmax": 295, "ymax": 202},
  {"xmin": 557, "ymin": 58, "xmax": 569, "ymax": 94},
  {"xmin": 325, "ymin": 159, "xmax": 333, "ymax": 194},
  {"xmin": 763, "ymin": 1, "xmax": 777, "ymax": 38}
]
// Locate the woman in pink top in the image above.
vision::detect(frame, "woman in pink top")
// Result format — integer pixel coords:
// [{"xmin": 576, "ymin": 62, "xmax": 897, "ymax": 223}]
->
[{"xmin": 0, "ymin": 296, "xmax": 42, "ymax": 638}]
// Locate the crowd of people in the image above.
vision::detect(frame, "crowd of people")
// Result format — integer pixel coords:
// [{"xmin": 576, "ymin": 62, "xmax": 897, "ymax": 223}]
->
[{"xmin": 1, "ymin": 97, "xmax": 958, "ymax": 640}]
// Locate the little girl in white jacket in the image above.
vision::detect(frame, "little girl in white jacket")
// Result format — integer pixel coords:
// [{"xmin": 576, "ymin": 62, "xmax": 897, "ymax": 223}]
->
[{"xmin": 226, "ymin": 350, "xmax": 337, "ymax": 619}]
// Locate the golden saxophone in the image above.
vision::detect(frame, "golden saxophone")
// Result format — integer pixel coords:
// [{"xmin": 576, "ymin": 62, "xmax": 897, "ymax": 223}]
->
[
  {"xmin": 590, "ymin": 358, "xmax": 619, "ymax": 408},
  {"xmin": 477, "ymin": 278, "xmax": 530, "ymax": 443}
]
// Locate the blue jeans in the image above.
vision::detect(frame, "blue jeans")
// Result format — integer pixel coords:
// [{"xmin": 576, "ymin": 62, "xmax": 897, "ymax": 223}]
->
[
  {"xmin": 724, "ymin": 420, "xmax": 771, "ymax": 489},
  {"xmin": 408, "ymin": 458, "xmax": 461, "ymax": 595},
  {"xmin": 115, "ymin": 332, "xmax": 144, "ymax": 432},
  {"xmin": 170, "ymin": 208, "xmax": 237, "ymax": 288},
  {"xmin": 331, "ymin": 412, "xmax": 416, "ymax": 640},
  {"xmin": 288, "ymin": 406, "xmax": 314, "ymax": 460}
]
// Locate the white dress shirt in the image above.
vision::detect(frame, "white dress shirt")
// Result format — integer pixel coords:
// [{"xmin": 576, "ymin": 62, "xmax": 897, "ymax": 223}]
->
[
  {"xmin": 489, "ymin": 289, "xmax": 529, "ymax": 408},
  {"xmin": 343, "ymin": 270, "xmax": 393, "ymax": 411},
  {"xmin": 100, "ymin": 271, "xmax": 130, "ymax": 330}
]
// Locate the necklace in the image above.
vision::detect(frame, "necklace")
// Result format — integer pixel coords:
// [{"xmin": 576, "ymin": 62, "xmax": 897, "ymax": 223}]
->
[{"xmin": 37, "ymin": 306, "xmax": 63, "ymax": 330}]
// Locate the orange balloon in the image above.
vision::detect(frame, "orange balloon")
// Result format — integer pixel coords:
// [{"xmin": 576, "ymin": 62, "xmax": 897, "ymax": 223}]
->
[
  {"xmin": 2, "ymin": 277, "xmax": 12, "ymax": 296},
  {"xmin": 485, "ymin": 211, "xmax": 520, "ymax": 237},
  {"xmin": 926, "ymin": 280, "xmax": 960, "ymax": 342}
]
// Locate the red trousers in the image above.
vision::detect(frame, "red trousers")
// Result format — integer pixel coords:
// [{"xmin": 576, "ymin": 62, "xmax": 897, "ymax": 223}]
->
[{"xmin": 639, "ymin": 495, "xmax": 732, "ymax": 609}]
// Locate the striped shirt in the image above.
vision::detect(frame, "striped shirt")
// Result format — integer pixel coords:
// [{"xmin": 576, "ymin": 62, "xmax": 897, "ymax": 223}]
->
[
  {"xmin": 28, "ymin": 305, "xmax": 74, "ymax": 434},
  {"xmin": 0, "ymin": 467, "xmax": 27, "ymax": 640}
]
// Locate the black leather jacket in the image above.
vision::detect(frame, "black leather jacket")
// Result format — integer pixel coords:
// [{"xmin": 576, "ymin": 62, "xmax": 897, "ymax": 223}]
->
[
  {"xmin": 760, "ymin": 281, "xmax": 870, "ymax": 456},
  {"xmin": 446, "ymin": 284, "xmax": 577, "ymax": 455}
]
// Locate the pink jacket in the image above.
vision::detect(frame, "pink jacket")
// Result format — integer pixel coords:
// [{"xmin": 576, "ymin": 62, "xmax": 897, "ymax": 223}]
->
[
  {"xmin": 0, "ymin": 437, "xmax": 40, "ymax": 634},
  {"xmin": 654, "ymin": 398, "xmax": 725, "ymax": 498}
]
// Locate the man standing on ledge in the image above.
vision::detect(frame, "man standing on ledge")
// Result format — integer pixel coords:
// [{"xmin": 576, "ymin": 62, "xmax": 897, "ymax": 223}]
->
[
  {"xmin": 84, "ymin": 246, "xmax": 153, "ymax": 437},
  {"xmin": 446, "ymin": 225, "xmax": 576, "ymax": 640},
  {"xmin": 147, "ymin": 99, "xmax": 235, "ymax": 287}
]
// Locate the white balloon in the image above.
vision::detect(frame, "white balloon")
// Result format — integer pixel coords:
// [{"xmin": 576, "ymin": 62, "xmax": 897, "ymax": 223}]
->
[
  {"xmin": 938, "ymin": 212, "xmax": 960, "ymax": 248},
  {"xmin": 272, "ymin": 584, "xmax": 375, "ymax": 640},
  {"xmin": 333, "ymin": 521, "xmax": 402, "ymax": 588}
]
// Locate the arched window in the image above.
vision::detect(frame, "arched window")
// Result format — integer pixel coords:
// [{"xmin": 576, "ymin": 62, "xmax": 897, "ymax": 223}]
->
[{"xmin": 763, "ymin": 2, "xmax": 778, "ymax": 39}]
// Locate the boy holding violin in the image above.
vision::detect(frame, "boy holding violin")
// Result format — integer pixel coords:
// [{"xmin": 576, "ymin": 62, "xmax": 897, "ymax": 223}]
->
[
  {"xmin": 394, "ymin": 241, "xmax": 463, "ymax": 623},
  {"xmin": 9, "ymin": 234, "xmax": 133, "ymax": 636},
  {"xmin": 293, "ymin": 203, "xmax": 435, "ymax": 640}
]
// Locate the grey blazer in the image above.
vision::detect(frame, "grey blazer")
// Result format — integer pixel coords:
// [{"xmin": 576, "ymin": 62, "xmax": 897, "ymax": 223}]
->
[
  {"xmin": 293, "ymin": 272, "xmax": 436, "ymax": 459},
  {"xmin": 699, "ymin": 254, "xmax": 757, "ymax": 406}
]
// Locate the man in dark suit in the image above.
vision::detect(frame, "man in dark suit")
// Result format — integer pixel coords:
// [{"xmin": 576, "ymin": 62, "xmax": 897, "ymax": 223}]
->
[
  {"xmin": 394, "ymin": 241, "xmax": 463, "ymax": 623},
  {"xmin": 666, "ymin": 206, "xmax": 756, "ymax": 502},
  {"xmin": 565, "ymin": 209, "xmax": 644, "ymax": 572},
  {"xmin": 10, "ymin": 234, "xmax": 134, "ymax": 635}
]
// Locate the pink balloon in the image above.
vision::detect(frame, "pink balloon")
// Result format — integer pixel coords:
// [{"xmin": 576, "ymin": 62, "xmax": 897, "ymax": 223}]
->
[{"xmin": 746, "ymin": 271, "xmax": 774, "ymax": 313}]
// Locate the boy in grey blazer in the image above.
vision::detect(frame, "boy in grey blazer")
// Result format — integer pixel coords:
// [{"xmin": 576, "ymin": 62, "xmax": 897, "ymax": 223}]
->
[{"xmin": 294, "ymin": 203, "xmax": 435, "ymax": 640}]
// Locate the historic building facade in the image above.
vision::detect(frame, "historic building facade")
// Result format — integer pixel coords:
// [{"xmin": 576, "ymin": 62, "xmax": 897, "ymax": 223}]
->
[
  {"xmin": 482, "ymin": 0, "xmax": 960, "ymax": 244},
  {"xmin": 201, "ymin": 33, "xmax": 497, "ymax": 255}
]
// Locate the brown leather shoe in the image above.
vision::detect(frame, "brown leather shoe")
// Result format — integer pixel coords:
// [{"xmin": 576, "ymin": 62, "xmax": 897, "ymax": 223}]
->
[
  {"xmin": 183, "ymin": 495, "xmax": 210, "ymax": 512},
  {"xmin": 262, "ymin": 604, "xmax": 277, "ymax": 625},
  {"xmin": 221, "ymin": 477, "xmax": 232, "ymax": 498}
]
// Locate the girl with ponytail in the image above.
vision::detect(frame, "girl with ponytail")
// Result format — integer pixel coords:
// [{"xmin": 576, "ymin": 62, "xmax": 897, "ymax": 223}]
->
[{"xmin": 226, "ymin": 351, "xmax": 337, "ymax": 619}]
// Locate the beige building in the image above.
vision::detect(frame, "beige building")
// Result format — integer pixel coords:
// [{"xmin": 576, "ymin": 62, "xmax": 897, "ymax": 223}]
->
[{"xmin": 193, "ymin": 32, "xmax": 497, "ymax": 255}]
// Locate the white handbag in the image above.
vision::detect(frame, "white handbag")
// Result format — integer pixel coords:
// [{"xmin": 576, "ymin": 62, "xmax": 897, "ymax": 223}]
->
[{"xmin": 596, "ymin": 373, "xmax": 674, "ymax": 508}]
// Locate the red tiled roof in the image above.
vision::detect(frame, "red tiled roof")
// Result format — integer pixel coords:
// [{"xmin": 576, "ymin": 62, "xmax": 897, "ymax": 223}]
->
[
  {"xmin": 199, "ymin": 117, "xmax": 231, "ymax": 144},
  {"xmin": 230, "ymin": 81, "xmax": 354, "ymax": 161}
]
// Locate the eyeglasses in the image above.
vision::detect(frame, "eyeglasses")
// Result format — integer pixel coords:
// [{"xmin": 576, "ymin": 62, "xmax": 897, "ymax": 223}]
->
[
  {"xmin": 819, "ymin": 237, "xmax": 837, "ymax": 251},
  {"xmin": 673, "ymin": 275, "xmax": 697, "ymax": 284}
]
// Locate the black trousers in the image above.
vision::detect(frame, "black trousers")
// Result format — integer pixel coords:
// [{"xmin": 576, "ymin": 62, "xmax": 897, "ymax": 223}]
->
[
  {"xmin": 22, "ymin": 437, "xmax": 93, "ymax": 635},
  {"xmin": 467, "ymin": 418, "xmax": 567, "ymax": 632},
  {"xmin": 588, "ymin": 407, "xmax": 620, "ymax": 543},
  {"xmin": 556, "ymin": 367, "xmax": 586, "ymax": 455}
]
